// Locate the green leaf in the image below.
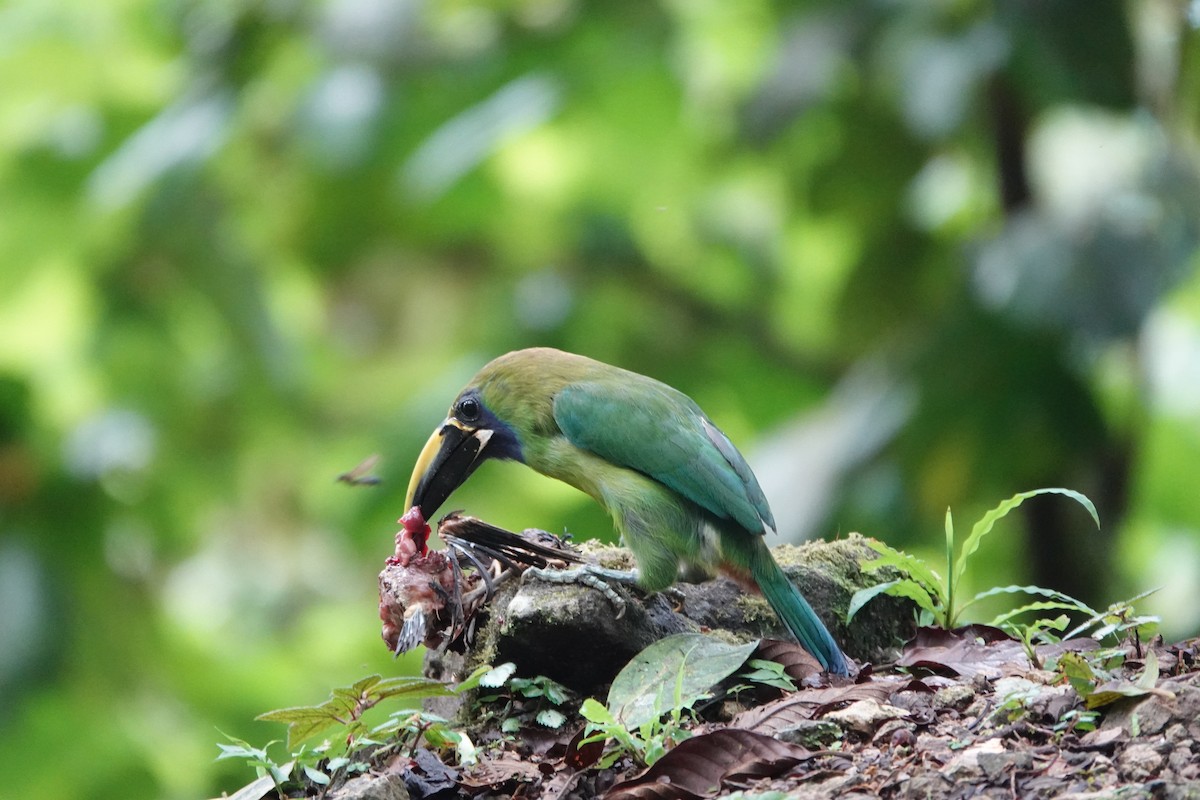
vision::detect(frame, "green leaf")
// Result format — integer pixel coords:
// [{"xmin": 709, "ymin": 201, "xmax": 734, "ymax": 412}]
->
[
  {"xmin": 848, "ymin": 580, "xmax": 899, "ymax": 621},
  {"xmin": 1065, "ymin": 649, "xmax": 1170, "ymax": 710},
  {"xmin": 256, "ymin": 705, "xmax": 343, "ymax": 748},
  {"xmin": 1135, "ymin": 649, "xmax": 1160, "ymax": 690},
  {"xmin": 953, "ymin": 489, "xmax": 1100, "ymax": 601},
  {"xmin": 1060, "ymin": 652, "xmax": 1099, "ymax": 700},
  {"xmin": 333, "ymin": 675, "xmax": 380, "ymax": 706},
  {"xmin": 740, "ymin": 659, "xmax": 797, "ymax": 692},
  {"xmin": 214, "ymin": 743, "xmax": 255, "ymax": 761},
  {"xmin": 456, "ymin": 731, "xmax": 478, "ymax": 767},
  {"xmin": 302, "ymin": 765, "xmax": 330, "ymax": 786},
  {"xmin": 371, "ymin": 676, "xmax": 456, "ymax": 702},
  {"xmin": 254, "ymin": 705, "xmax": 339, "ymax": 726},
  {"xmin": 988, "ymin": 601, "xmax": 1088, "ymax": 629},
  {"xmin": 216, "ymin": 774, "xmax": 281, "ymax": 800},
  {"xmin": 454, "ymin": 664, "xmax": 496, "ymax": 693},
  {"xmin": 862, "ymin": 539, "xmax": 945, "ymax": 595},
  {"xmin": 255, "ymin": 674, "xmax": 456, "ymax": 748},
  {"xmin": 579, "ymin": 698, "xmax": 616, "ymax": 726},
  {"xmin": 642, "ymin": 738, "xmax": 668, "ymax": 767},
  {"xmin": 970, "ymin": 584, "xmax": 1097, "ymax": 614},
  {"xmin": 1063, "ymin": 587, "xmax": 1162, "ymax": 640},
  {"xmin": 538, "ymin": 678, "xmax": 571, "ymax": 706},
  {"xmin": 1085, "ymin": 684, "xmax": 1153, "ymax": 709},
  {"xmin": 268, "ymin": 761, "xmax": 295, "ymax": 784},
  {"xmin": 536, "ymin": 709, "xmax": 566, "ymax": 728},
  {"xmin": 479, "ymin": 663, "xmax": 517, "ymax": 688},
  {"xmin": 214, "ymin": 735, "xmax": 274, "ymax": 763},
  {"xmin": 944, "ymin": 507, "xmax": 956, "ymax": 629},
  {"xmin": 422, "ymin": 725, "xmax": 461, "ymax": 749},
  {"xmin": 848, "ymin": 578, "xmax": 938, "ymax": 623},
  {"xmin": 607, "ymin": 633, "xmax": 758, "ymax": 729},
  {"xmin": 1027, "ymin": 614, "xmax": 1071, "ymax": 634}
]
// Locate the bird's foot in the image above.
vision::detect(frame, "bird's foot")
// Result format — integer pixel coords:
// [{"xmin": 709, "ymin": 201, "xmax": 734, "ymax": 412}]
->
[{"xmin": 522, "ymin": 565, "xmax": 640, "ymax": 618}]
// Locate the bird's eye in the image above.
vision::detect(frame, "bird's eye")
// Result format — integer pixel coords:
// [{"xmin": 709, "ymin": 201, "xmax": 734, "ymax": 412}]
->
[{"xmin": 457, "ymin": 397, "xmax": 481, "ymax": 421}]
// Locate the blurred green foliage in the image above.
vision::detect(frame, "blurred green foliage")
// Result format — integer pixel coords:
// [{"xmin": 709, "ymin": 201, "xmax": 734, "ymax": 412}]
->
[{"xmin": 2, "ymin": 1, "xmax": 1200, "ymax": 797}]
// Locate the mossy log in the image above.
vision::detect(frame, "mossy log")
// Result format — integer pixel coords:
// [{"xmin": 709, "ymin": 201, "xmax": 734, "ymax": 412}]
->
[{"xmin": 423, "ymin": 533, "xmax": 917, "ymax": 706}]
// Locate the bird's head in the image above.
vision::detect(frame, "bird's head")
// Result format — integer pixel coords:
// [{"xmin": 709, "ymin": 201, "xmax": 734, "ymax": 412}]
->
[
  {"xmin": 405, "ymin": 350, "xmax": 579, "ymax": 520},
  {"xmin": 404, "ymin": 388, "xmax": 524, "ymax": 520}
]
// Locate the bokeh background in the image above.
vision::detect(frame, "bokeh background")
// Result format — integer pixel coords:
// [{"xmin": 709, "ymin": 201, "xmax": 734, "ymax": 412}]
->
[{"xmin": 3, "ymin": 1, "xmax": 1200, "ymax": 797}]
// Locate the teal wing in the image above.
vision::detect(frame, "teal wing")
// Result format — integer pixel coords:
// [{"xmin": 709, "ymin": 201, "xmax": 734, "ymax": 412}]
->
[{"xmin": 554, "ymin": 379, "xmax": 775, "ymax": 535}]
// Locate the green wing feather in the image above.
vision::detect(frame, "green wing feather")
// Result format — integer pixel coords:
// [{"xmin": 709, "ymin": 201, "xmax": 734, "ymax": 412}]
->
[{"xmin": 553, "ymin": 379, "xmax": 776, "ymax": 535}]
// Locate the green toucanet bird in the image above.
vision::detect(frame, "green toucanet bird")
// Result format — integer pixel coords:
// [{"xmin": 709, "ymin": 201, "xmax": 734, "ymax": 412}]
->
[{"xmin": 404, "ymin": 347, "xmax": 849, "ymax": 675}]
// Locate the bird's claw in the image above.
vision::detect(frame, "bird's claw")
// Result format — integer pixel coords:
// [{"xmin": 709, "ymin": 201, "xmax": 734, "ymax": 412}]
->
[{"xmin": 522, "ymin": 565, "xmax": 639, "ymax": 618}]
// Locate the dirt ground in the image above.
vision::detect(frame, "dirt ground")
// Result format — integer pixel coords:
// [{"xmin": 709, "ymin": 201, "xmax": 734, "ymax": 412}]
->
[
  {"xmin": 353, "ymin": 524, "xmax": 1200, "ymax": 800},
  {"xmin": 344, "ymin": 632, "xmax": 1200, "ymax": 799}
]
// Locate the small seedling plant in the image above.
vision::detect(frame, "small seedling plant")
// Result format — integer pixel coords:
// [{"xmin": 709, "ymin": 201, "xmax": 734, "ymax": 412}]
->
[
  {"xmin": 849, "ymin": 486, "xmax": 1160, "ymax": 676},
  {"xmin": 848, "ymin": 488, "xmax": 1102, "ymax": 630},
  {"xmin": 216, "ymin": 735, "xmax": 359, "ymax": 794},
  {"xmin": 579, "ymin": 658, "xmax": 696, "ymax": 769},
  {"xmin": 218, "ymin": 668, "xmax": 490, "ymax": 798},
  {"xmin": 577, "ymin": 633, "xmax": 779, "ymax": 769},
  {"xmin": 579, "ymin": 696, "xmax": 693, "ymax": 769},
  {"xmin": 473, "ymin": 662, "xmax": 575, "ymax": 732}
]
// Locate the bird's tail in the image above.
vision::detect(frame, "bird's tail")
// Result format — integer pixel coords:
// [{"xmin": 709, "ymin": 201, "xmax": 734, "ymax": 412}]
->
[{"xmin": 750, "ymin": 545, "xmax": 849, "ymax": 676}]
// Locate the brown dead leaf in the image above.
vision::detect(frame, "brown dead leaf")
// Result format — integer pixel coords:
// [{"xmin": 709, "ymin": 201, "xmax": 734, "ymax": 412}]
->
[
  {"xmin": 563, "ymin": 725, "xmax": 606, "ymax": 771},
  {"xmin": 752, "ymin": 639, "xmax": 823, "ymax": 682},
  {"xmin": 1032, "ymin": 637, "xmax": 1105, "ymax": 662},
  {"xmin": 604, "ymin": 729, "xmax": 813, "ymax": 800},
  {"xmin": 898, "ymin": 625, "xmax": 1029, "ymax": 679},
  {"xmin": 521, "ymin": 724, "xmax": 580, "ymax": 757},
  {"xmin": 728, "ymin": 678, "xmax": 902, "ymax": 735},
  {"xmin": 458, "ymin": 753, "xmax": 544, "ymax": 790},
  {"xmin": 1074, "ymin": 727, "xmax": 1124, "ymax": 752},
  {"xmin": 727, "ymin": 694, "xmax": 816, "ymax": 736}
]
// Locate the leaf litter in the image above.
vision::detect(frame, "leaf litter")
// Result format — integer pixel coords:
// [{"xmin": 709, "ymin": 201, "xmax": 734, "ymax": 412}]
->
[
  {"xmin": 261, "ymin": 628, "xmax": 1200, "ymax": 800},
  {"xmin": 264, "ymin": 500, "xmax": 1198, "ymax": 800}
]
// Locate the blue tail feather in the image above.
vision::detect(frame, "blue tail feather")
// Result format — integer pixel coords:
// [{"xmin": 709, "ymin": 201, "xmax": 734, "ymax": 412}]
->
[{"xmin": 751, "ymin": 549, "xmax": 849, "ymax": 676}]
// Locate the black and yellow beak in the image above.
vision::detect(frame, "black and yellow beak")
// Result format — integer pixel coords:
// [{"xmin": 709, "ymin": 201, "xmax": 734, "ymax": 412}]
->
[{"xmin": 405, "ymin": 418, "xmax": 494, "ymax": 519}]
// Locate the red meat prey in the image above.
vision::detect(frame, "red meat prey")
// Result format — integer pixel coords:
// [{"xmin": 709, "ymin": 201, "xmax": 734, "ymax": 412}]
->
[
  {"xmin": 379, "ymin": 505, "xmax": 455, "ymax": 652},
  {"xmin": 389, "ymin": 506, "xmax": 432, "ymax": 566},
  {"xmin": 378, "ymin": 547, "xmax": 454, "ymax": 652}
]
